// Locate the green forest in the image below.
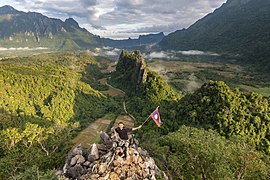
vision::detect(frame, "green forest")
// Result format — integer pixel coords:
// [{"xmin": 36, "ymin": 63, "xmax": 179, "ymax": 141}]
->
[
  {"xmin": 0, "ymin": 53, "xmax": 119, "ymax": 179},
  {"xmin": 1, "ymin": 50, "xmax": 270, "ymax": 179}
]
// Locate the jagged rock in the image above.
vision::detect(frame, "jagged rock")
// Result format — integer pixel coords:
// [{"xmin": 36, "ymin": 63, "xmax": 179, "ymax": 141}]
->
[
  {"xmin": 76, "ymin": 155, "xmax": 86, "ymax": 164},
  {"xmin": 139, "ymin": 162, "xmax": 145, "ymax": 169},
  {"xmin": 67, "ymin": 164, "xmax": 84, "ymax": 179},
  {"xmin": 113, "ymin": 156, "xmax": 124, "ymax": 167},
  {"xmin": 72, "ymin": 144, "xmax": 83, "ymax": 156},
  {"xmin": 83, "ymin": 161, "xmax": 91, "ymax": 167},
  {"xmin": 91, "ymin": 164, "xmax": 99, "ymax": 174},
  {"xmin": 70, "ymin": 156, "xmax": 79, "ymax": 166},
  {"xmin": 97, "ymin": 143, "xmax": 109, "ymax": 151},
  {"xmin": 88, "ymin": 143, "xmax": 99, "ymax": 162},
  {"xmin": 109, "ymin": 172, "xmax": 119, "ymax": 180},
  {"xmin": 59, "ymin": 132, "xmax": 167, "ymax": 180},
  {"xmin": 115, "ymin": 168, "xmax": 122, "ymax": 176},
  {"xmin": 100, "ymin": 131, "xmax": 111, "ymax": 145},
  {"xmin": 98, "ymin": 163, "xmax": 107, "ymax": 175},
  {"xmin": 92, "ymin": 174, "xmax": 100, "ymax": 179},
  {"xmin": 70, "ymin": 154, "xmax": 85, "ymax": 166}
]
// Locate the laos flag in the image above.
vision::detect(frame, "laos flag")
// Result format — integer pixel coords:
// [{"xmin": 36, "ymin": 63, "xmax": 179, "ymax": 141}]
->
[{"xmin": 150, "ymin": 107, "xmax": 161, "ymax": 127}]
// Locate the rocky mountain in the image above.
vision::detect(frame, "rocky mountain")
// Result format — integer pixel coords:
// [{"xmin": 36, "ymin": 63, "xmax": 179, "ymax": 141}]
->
[
  {"xmin": 0, "ymin": 5, "xmax": 165, "ymax": 51},
  {"xmin": 159, "ymin": 0, "xmax": 270, "ymax": 71},
  {"xmin": 113, "ymin": 50, "xmax": 147, "ymax": 93},
  {"xmin": 102, "ymin": 32, "xmax": 165, "ymax": 50},
  {"xmin": 0, "ymin": 5, "xmax": 102, "ymax": 50},
  {"xmin": 110, "ymin": 50, "xmax": 179, "ymax": 103}
]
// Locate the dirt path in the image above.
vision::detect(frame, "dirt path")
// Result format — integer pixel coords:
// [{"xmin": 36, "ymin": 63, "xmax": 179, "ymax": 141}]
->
[
  {"xmin": 100, "ymin": 62, "xmax": 117, "ymax": 74},
  {"xmin": 72, "ymin": 118, "xmax": 112, "ymax": 148},
  {"xmin": 99, "ymin": 78, "xmax": 125, "ymax": 97}
]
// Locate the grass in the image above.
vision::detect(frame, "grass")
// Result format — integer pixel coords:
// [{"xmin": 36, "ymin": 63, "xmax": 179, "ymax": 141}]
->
[
  {"xmin": 147, "ymin": 59, "xmax": 270, "ymax": 96},
  {"xmin": 99, "ymin": 78, "xmax": 126, "ymax": 97},
  {"xmin": 239, "ymin": 85, "xmax": 270, "ymax": 97},
  {"xmin": 72, "ymin": 114, "xmax": 116, "ymax": 148}
]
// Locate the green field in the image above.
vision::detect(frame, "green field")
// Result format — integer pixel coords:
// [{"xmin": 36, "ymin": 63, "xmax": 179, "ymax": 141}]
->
[{"xmin": 147, "ymin": 59, "xmax": 270, "ymax": 97}]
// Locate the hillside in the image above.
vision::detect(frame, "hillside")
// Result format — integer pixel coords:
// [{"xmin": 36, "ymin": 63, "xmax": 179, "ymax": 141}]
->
[
  {"xmin": 0, "ymin": 53, "xmax": 119, "ymax": 178},
  {"xmin": 159, "ymin": 0, "xmax": 270, "ymax": 71},
  {"xmin": 1, "ymin": 51, "xmax": 269, "ymax": 179},
  {"xmin": 0, "ymin": 5, "xmax": 102, "ymax": 50},
  {"xmin": 108, "ymin": 51, "xmax": 270, "ymax": 179}
]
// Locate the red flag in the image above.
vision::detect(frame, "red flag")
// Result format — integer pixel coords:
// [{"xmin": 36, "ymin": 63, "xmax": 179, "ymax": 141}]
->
[{"xmin": 150, "ymin": 107, "xmax": 161, "ymax": 127}]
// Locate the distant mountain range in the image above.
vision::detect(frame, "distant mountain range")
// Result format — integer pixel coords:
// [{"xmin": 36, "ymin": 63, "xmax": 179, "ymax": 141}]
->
[
  {"xmin": 102, "ymin": 32, "xmax": 165, "ymax": 50},
  {"xmin": 0, "ymin": 5, "xmax": 103, "ymax": 50},
  {"xmin": 1, "ymin": 0, "xmax": 270, "ymax": 71},
  {"xmin": 0, "ymin": 5, "xmax": 164, "ymax": 51},
  {"xmin": 159, "ymin": 0, "xmax": 270, "ymax": 70}
]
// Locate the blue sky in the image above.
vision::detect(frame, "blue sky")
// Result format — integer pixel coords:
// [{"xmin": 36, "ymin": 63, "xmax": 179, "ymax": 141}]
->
[{"xmin": 0, "ymin": 0, "xmax": 227, "ymax": 39}]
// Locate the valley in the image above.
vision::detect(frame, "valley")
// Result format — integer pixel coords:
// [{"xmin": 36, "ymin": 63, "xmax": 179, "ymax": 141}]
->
[
  {"xmin": 1, "ymin": 0, "xmax": 270, "ymax": 179},
  {"xmin": 147, "ymin": 59, "xmax": 270, "ymax": 96},
  {"xmin": 0, "ymin": 50, "xmax": 270, "ymax": 179}
]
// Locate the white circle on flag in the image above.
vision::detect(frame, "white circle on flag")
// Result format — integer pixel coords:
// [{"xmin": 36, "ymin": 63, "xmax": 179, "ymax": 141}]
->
[{"xmin": 154, "ymin": 114, "xmax": 158, "ymax": 120}]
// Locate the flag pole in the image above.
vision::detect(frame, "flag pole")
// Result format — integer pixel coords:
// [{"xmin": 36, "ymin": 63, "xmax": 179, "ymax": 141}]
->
[{"xmin": 141, "ymin": 115, "xmax": 151, "ymax": 127}]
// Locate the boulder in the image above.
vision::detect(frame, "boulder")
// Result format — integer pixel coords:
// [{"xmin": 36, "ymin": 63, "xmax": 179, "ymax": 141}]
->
[
  {"xmin": 109, "ymin": 172, "xmax": 119, "ymax": 180},
  {"xmin": 70, "ymin": 155, "xmax": 79, "ymax": 166},
  {"xmin": 99, "ymin": 131, "xmax": 111, "ymax": 145},
  {"xmin": 76, "ymin": 155, "xmax": 86, "ymax": 164},
  {"xmin": 88, "ymin": 143, "xmax": 99, "ymax": 162},
  {"xmin": 67, "ymin": 164, "xmax": 84, "ymax": 179},
  {"xmin": 72, "ymin": 144, "xmax": 83, "ymax": 156},
  {"xmin": 98, "ymin": 163, "xmax": 107, "ymax": 175},
  {"xmin": 83, "ymin": 161, "xmax": 91, "ymax": 167},
  {"xmin": 89, "ymin": 174, "xmax": 100, "ymax": 179}
]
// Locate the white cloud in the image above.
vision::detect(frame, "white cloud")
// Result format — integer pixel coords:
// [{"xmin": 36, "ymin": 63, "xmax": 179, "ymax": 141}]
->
[
  {"xmin": 178, "ymin": 50, "xmax": 220, "ymax": 56},
  {"xmin": 1, "ymin": 0, "xmax": 227, "ymax": 38},
  {"xmin": 144, "ymin": 50, "xmax": 220, "ymax": 60},
  {"xmin": 147, "ymin": 51, "xmax": 168, "ymax": 59},
  {"xmin": 0, "ymin": 47, "xmax": 48, "ymax": 51}
]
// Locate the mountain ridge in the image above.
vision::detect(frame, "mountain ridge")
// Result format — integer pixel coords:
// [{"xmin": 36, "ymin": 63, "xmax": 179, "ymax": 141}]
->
[
  {"xmin": 0, "ymin": 5, "xmax": 166, "ymax": 51},
  {"xmin": 159, "ymin": 0, "xmax": 270, "ymax": 71},
  {"xmin": 102, "ymin": 32, "xmax": 165, "ymax": 50},
  {"xmin": 0, "ymin": 5, "xmax": 102, "ymax": 50}
]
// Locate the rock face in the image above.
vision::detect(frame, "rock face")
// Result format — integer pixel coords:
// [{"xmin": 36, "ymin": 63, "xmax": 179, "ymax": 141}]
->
[
  {"xmin": 113, "ymin": 50, "xmax": 148, "ymax": 94},
  {"xmin": 111, "ymin": 50, "xmax": 178, "ymax": 103},
  {"xmin": 59, "ymin": 132, "xmax": 167, "ymax": 180}
]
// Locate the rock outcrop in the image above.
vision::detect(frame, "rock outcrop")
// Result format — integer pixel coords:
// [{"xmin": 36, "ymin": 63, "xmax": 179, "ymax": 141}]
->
[
  {"xmin": 58, "ymin": 131, "xmax": 167, "ymax": 180},
  {"xmin": 112, "ymin": 50, "xmax": 148, "ymax": 94},
  {"xmin": 111, "ymin": 50, "xmax": 179, "ymax": 102}
]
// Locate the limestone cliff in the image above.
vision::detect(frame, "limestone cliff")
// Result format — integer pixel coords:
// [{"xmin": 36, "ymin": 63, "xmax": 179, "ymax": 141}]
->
[
  {"xmin": 113, "ymin": 50, "xmax": 147, "ymax": 93},
  {"xmin": 111, "ymin": 50, "xmax": 180, "ymax": 102}
]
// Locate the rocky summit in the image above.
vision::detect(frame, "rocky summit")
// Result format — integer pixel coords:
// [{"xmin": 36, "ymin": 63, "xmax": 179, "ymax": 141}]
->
[{"xmin": 58, "ymin": 131, "xmax": 167, "ymax": 180}]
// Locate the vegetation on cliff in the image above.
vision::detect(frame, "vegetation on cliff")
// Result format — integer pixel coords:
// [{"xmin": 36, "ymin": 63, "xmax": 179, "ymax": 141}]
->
[
  {"xmin": 110, "ymin": 50, "xmax": 270, "ymax": 179},
  {"xmin": 110, "ymin": 50, "xmax": 180, "ymax": 103}
]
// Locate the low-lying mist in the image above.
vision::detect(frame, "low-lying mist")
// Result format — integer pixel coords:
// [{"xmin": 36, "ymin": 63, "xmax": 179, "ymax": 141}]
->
[{"xmin": 144, "ymin": 50, "xmax": 220, "ymax": 60}]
